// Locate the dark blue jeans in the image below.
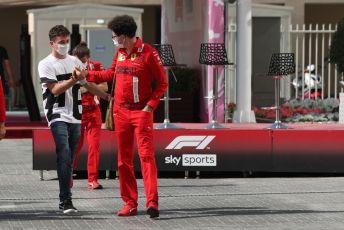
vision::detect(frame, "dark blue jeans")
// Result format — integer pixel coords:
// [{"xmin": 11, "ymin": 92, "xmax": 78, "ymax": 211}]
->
[{"xmin": 50, "ymin": 121, "xmax": 81, "ymax": 202}]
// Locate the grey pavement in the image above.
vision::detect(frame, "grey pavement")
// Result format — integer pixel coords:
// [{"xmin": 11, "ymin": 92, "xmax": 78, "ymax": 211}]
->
[{"xmin": 2, "ymin": 139, "xmax": 344, "ymax": 229}]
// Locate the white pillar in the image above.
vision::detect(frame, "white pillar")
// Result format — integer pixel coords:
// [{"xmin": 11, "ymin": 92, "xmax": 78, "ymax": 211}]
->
[{"xmin": 233, "ymin": 0, "xmax": 256, "ymax": 123}]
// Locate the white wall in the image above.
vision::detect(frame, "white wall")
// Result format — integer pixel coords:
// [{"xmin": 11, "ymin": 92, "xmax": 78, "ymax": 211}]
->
[{"xmin": 253, "ymin": 0, "xmax": 344, "ymax": 26}]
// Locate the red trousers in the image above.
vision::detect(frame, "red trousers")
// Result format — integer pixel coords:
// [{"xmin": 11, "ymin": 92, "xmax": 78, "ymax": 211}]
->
[
  {"xmin": 74, "ymin": 107, "xmax": 102, "ymax": 182},
  {"xmin": 114, "ymin": 106, "xmax": 158, "ymax": 208}
]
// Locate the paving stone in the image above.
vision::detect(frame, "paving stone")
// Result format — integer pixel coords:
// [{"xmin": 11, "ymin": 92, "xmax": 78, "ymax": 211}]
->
[{"xmin": 2, "ymin": 139, "xmax": 344, "ymax": 229}]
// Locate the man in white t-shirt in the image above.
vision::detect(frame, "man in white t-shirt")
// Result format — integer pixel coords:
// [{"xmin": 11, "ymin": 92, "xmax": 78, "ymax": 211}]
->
[{"xmin": 38, "ymin": 25, "xmax": 109, "ymax": 214}]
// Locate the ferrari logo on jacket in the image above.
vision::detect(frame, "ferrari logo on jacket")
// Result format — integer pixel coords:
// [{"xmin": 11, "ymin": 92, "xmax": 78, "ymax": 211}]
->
[{"xmin": 131, "ymin": 53, "xmax": 137, "ymax": 61}]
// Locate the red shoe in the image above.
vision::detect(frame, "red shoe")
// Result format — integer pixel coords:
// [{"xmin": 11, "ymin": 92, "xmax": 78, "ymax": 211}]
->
[
  {"xmin": 88, "ymin": 181, "xmax": 103, "ymax": 190},
  {"xmin": 147, "ymin": 202, "xmax": 159, "ymax": 218},
  {"xmin": 117, "ymin": 204, "xmax": 138, "ymax": 216}
]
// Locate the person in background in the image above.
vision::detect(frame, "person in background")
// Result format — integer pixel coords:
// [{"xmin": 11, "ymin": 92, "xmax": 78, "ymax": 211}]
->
[
  {"xmin": 72, "ymin": 42, "xmax": 108, "ymax": 190},
  {"xmin": 38, "ymin": 25, "xmax": 109, "ymax": 214},
  {"xmin": 0, "ymin": 74, "xmax": 6, "ymax": 140},
  {"xmin": 0, "ymin": 46, "xmax": 15, "ymax": 107},
  {"xmin": 75, "ymin": 15, "xmax": 168, "ymax": 218}
]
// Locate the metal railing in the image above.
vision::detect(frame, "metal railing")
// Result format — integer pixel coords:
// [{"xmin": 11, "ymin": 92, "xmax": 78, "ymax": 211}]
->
[{"xmin": 287, "ymin": 24, "xmax": 338, "ymax": 100}]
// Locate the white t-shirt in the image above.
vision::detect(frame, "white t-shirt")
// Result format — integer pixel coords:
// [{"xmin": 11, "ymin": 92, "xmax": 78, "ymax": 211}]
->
[{"xmin": 38, "ymin": 54, "xmax": 83, "ymax": 126}]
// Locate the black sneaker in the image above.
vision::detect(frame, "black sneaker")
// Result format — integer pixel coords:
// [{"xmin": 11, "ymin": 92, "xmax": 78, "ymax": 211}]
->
[
  {"xmin": 59, "ymin": 201, "xmax": 64, "ymax": 210},
  {"xmin": 63, "ymin": 200, "xmax": 78, "ymax": 214},
  {"xmin": 147, "ymin": 206, "xmax": 159, "ymax": 218}
]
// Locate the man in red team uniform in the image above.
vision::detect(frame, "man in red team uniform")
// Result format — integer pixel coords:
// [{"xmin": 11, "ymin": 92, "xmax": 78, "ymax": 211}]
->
[
  {"xmin": 72, "ymin": 42, "xmax": 108, "ymax": 189},
  {"xmin": 75, "ymin": 15, "xmax": 167, "ymax": 218},
  {"xmin": 0, "ymin": 74, "xmax": 6, "ymax": 140}
]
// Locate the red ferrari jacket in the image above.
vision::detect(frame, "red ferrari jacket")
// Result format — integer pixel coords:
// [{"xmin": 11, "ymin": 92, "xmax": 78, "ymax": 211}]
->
[
  {"xmin": 82, "ymin": 60, "xmax": 104, "ymax": 107},
  {"xmin": 86, "ymin": 37, "xmax": 167, "ymax": 110},
  {"xmin": 0, "ymin": 76, "xmax": 5, "ymax": 122}
]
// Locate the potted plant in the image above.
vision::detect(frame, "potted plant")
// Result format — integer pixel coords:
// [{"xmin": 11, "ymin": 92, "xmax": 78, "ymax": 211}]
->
[
  {"xmin": 255, "ymin": 98, "xmax": 339, "ymax": 123},
  {"xmin": 227, "ymin": 98, "xmax": 339, "ymax": 123}
]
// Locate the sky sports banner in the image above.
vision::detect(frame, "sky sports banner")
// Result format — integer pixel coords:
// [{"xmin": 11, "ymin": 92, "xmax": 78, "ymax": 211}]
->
[
  {"xmin": 153, "ymin": 130, "xmax": 271, "ymax": 171},
  {"xmin": 33, "ymin": 129, "xmax": 272, "ymax": 171}
]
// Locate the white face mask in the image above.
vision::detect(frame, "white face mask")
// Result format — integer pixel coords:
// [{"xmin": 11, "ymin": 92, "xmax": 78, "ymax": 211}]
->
[
  {"xmin": 112, "ymin": 38, "xmax": 119, "ymax": 47},
  {"xmin": 56, "ymin": 43, "xmax": 70, "ymax": 56}
]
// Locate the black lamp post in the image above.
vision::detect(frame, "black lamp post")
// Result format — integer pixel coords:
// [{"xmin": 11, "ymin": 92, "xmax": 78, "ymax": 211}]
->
[
  {"xmin": 266, "ymin": 53, "xmax": 295, "ymax": 129},
  {"xmin": 199, "ymin": 43, "xmax": 230, "ymax": 129},
  {"xmin": 153, "ymin": 44, "xmax": 182, "ymax": 129}
]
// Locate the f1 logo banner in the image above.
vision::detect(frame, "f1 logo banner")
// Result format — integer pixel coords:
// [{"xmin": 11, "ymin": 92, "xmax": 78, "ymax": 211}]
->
[
  {"xmin": 33, "ymin": 128, "xmax": 272, "ymax": 172},
  {"xmin": 163, "ymin": 135, "xmax": 217, "ymax": 168},
  {"xmin": 154, "ymin": 130, "xmax": 272, "ymax": 171},
  {"xmin": 165, "ymin": 136, "xmax": 215, "ymax": 150}
]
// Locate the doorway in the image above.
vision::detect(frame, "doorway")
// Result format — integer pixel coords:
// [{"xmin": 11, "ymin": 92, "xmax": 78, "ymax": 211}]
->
[{"xmin": 252, "ymin": 17, "xmax": 280, "ymax": 107}]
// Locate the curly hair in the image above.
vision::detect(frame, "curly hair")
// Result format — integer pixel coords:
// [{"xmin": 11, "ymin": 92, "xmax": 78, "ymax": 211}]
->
[
  {"xmin": 49, "ymin": 25, "xmax": 70, "ymax": 41},
  {"xmin": 72, "ymin": 41, "xmax": 90, "ymax": 59},
  {"xmin": 107, "ymin": 15, "xmax": 137, "ymax": 38}
]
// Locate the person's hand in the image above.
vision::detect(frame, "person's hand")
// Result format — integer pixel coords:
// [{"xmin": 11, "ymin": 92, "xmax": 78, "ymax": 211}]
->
[
  {"xmin": 73, "ymin": 67, "xmax": 88, "ymax": 81},
  {"xmin": 80, "ymin": 86, "xmax": 88, "ymax": 94},
  {"xmin": 0, "ymin": 122, "xmax": 6, "ymax": 140},
  {"xmin": 142, "ymin": 105, "xmax": 153, "ymax": 112}
]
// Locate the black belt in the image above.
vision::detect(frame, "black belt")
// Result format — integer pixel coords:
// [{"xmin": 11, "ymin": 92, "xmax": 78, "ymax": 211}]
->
[{"xmin": 120, "ymin": 102, "xmax": 146, "ymax": 110}]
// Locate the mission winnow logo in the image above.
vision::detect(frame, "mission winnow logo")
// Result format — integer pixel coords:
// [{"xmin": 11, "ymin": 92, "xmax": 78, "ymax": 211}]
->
[{"xmin": 164, "ymin": 135, "xmax": 217, "ymax": 166}]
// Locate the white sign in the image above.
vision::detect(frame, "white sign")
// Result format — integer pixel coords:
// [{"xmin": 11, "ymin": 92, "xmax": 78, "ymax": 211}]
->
[
  {"xmin": 182, "ymin": 154, "xmax": 217, "ymax": 166},
  {"xmin": 165, "ymin": 136, "xmax": 215, "ymax": 150}
]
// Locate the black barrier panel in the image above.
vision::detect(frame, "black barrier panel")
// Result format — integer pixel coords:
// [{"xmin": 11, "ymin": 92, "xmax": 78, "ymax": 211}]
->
[
  {"xmin": 70, "ymin": 24, "xmax": 81, "ymax": 54},
  {"xmin": 20, "ymin": 24, "xmax": 41, "ymax": 121}
]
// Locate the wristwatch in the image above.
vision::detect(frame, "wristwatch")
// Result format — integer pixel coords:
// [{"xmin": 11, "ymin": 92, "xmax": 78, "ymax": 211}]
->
[{"xmin": 79, "ymin": 78, "xmax": 88, "ymax": 86}]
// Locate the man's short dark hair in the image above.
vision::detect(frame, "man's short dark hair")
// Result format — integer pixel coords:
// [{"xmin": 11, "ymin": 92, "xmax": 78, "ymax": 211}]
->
[
  {"xmin": 72, "ymin": 42, "xmax": 90, "ymax": 59},
  {"xmin": 49, "ymin": 25, "xmax": 70, "ymax": 41},
  {"xmin": 107, "ymin": 15, "xmax": 137, "ymax": 38}
]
